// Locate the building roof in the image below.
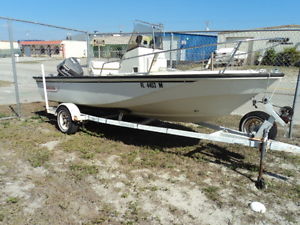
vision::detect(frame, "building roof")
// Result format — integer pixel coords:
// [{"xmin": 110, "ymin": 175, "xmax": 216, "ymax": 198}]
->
[
  {"xmin": 165, "ymin": 32, "xmax": 217, "ymax": 37},
  {"xmin": 19, "ymin": 40, "xmax": 62, "ymax": 45},
  {"xmin": 258, "ymin": 24, "xmax": 300, "ymax": 30},
  {"xmin": 219, "ymin": 25, "xmax": 300, "ymax": 34}
]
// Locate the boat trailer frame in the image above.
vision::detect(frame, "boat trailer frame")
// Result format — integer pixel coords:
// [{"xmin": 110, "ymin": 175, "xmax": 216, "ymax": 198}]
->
[{"xmin": 41, "ymin": 65, "xmax": 300, "ymax": 189}]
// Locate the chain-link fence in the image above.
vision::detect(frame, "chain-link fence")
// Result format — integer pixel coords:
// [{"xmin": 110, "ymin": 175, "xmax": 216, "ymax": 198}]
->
[
  {"xmin": 0, "ymin": 17, "xmax": 299, "ymax": 136},
  {"xmin": 0, "ymin": 17, "xmax": 89, "ymax": 120}
]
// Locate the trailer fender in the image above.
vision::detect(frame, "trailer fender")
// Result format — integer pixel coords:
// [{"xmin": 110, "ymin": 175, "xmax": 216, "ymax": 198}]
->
[{"xmin": 55, "ymin": 103, "xmax": 83, "ymax": 121}]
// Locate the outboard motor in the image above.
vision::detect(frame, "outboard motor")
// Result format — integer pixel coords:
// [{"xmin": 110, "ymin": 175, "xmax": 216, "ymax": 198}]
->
[{"xmin": 57, "ymin": 57, "xmax": 83, "ymax": 77}]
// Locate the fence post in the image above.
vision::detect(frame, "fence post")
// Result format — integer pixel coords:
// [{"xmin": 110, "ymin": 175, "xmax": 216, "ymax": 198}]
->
[
  {"xmin": 169, "ymin": 33, "xmax": 173, "ymax": 68},
  {"xmin": 288, "ymin": 68, "xmax": 300, "ymax": 138},
  {"xmin": 86, "ymin": 33, "xmax": 91, "ymax": 75},
  {"xmin": 7, "ymin": 20, "xmax": 21, "ymax": 117}
]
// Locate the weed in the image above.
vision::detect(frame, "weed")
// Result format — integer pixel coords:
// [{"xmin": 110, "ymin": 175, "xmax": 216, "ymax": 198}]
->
[
  {"xmin": 59, "ymin": 134, "xmax": 102, "ymax": 158},
  {"xmin": 124, "ymin": 201, "xmax": 140, "ymax": 223},
  {"xmin": 122, "ymin": 150, "xmax": 139, "ymax": 164},
  {"xmin": 0, "ymin": 113, "xmax": 8, "ymax": 118},
  {"xmin": 84, "ymin": 203, "xmax": 118, "ymax": 224},
  {"xmin": 69, "ymin": 163, "xmax": 99, "ymax": 180},
  {"xmin": 282, "ymin": 169, "xmax": 295, "ymax": 177},
  {"xmin": 169, "ymin": 205, "xmax": 178, "ymax": 213},
  {"xmin": 0, "ymin": 212, "xmax": 3, "ymax": 222},
  {"xmin": 79, "ymin": 149, "xmax": 95, "ymax": 159},
  {"xmin": 150, "ymin": 186, "xmax": 159, "ymax": 192},
  {"xmin": 292, "ymin": 184, "xmax": 300, "ymax": 199},
  {"xmin": 30, "ymin": 115, "xmax": 41, "ymax": 120},
  {"xmin": 6, "ymin": 197, "xmax": 19, "ymax": 204},
  {"xmin": 280, "ymin": 211, "xmax": 297, "ymax": 224},
  {"xmin": 27, "ymin": 147, "xmax": 51, "ymax": 167},
  {"xmin": 121, "ymin": 193, "xmax": 129, "ymax": 198},
  {"xmin": 160, "ymin": 187, "xmax": 169, "ymax": 192},
  {"xmin": 58, "ymin": 202, "xmax": 69, "ymax": 210},
  {"xmin": 2, "ymin": 121, "xmax": 10, "ymax": 128},
  {"xmin": 85, "ymin": 218, "xmax": 106, "ymax": 224},
  {"xmin": 202, "ymin": 186, "xmax": 220, "ymax": 202}
]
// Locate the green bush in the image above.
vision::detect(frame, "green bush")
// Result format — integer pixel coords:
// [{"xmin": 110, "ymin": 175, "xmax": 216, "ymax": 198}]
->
[
  {"xmin": 261, "ymin": 48, "xmax": 276, "ymax": 65},
  {"xmin": 274, "ymin": 47, "xmax": 300, "ymax": 67},
  {"xmin": 260, "ymin": 47, "xmax": 300, "ymax": 67}
]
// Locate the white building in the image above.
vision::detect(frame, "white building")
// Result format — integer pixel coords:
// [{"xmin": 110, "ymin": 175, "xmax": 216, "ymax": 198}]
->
[
  {"xmin": 0, "ymin": 41, "xmax": 20, "ymax": 57},
  {"xmin": 61, "ymin": 40, "xmax": 87, "ymax": 58},
  {"xmin": 218, "ymin": 25, "xmax": 300, "ymax": 52}
]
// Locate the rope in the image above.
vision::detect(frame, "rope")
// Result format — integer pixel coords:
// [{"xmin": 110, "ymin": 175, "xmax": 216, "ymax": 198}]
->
[
  {"xmin": 263, "ymin": 72, "xmax": 271, "ymax": 99},
  {"xmin": 269, "ymin": 72, "xmax": 282, "ymax": 100}
]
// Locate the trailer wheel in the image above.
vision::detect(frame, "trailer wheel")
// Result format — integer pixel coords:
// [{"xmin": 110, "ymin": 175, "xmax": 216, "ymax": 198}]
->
[
  {"xmin": 56, "ymin": 106, "xmax": 79, "ymax": 134},
  {"xmin": 239, "ymin": 111, "xmax": 277, "ymax": 140}
]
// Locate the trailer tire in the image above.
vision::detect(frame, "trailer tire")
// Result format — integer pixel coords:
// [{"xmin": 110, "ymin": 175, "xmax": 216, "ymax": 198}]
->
[
  {"xmin": 239, "ymin": 111, "xmax": 277, "ymax": 140},
  {"xmin": 56, "ymin": 106, "xmax": 79, "ymax": 134}
]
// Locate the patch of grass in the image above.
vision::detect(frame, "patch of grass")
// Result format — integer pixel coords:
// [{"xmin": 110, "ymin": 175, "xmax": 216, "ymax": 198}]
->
[
  {"xmin": 280, "ymin": 211, "xmax": 297, "ymax": 224},
  {"xmin": 84, "ymin": 203, "xmax": 118, "ymax": 225},
  {"xmin": 282, "ymin": 169, "xmax": 295, "ymax": 177},
  {"xmin": 6, "ymin": 197, "xmax": 19, "ymax": 204},
  {"xmin": 122, "ymin": 150, "xmax": 139, "ymax": 164},
  {"xmin": 121, "ymin": 147, "xmax": 179, "ymax": 169},
  {"xmin": 121, "ymin": 193, "xmax": 129, "ymax": 198},
  {"xmin": 124, "ymin": 201, "xmax": 143, "ymax": 224},
  {"xmin": 27, "ymin": 147, "xmax": 51, "ymax": 167},
  {"xmin": 277, "ymin": 152, "xmax": 300, "ymax": 165},
  {"xmin": 0, "ymin": 121, "xmax": 11, "ymax": 129},
  {"xmin": 78, "ymin": 149, "xmax": 95, "ymax": 159},
  {"xmin": 267, "ymin": 182, "xmax": 300, "ymax": 202},
  {"xmin": 17, "ymin": 60, "xmax": 43, "ymax": 64},
  {"xmin": 0, "ymin": 113, "xmax": 9, "ymax": 118},
  {"xmin": 202, "ymin": 185, "xmax": 220, "ymax": 202},
  {"xmin": 69, "ymin": 163, "xmax": 99, "ymax": 180},
  {"xmin": 59, "ymin": 134, "xmax": 107, "ymax": 159},
  {"xmin": 0, "ymin": 212, "xmax": 4, "ymax": 222},
  {"xmin": 292, "ymin": 184, "xmax": 300, "ymax": 199},
  {"xmin": 0, "ymin": 80, "xmax": 13, "ymax": 87},
  {"xmin": 0, "ymin": 119, "xmax": 62, "ymax": 154},
  {"xmin": 21, "ymin": 115, "xmax": 45, "ymax": 124}
]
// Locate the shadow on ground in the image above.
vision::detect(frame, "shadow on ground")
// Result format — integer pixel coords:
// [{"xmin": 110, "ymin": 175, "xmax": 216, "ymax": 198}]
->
[{"xmin": 35, "ymin": 109, "xmax": 260, "ymax": 182}]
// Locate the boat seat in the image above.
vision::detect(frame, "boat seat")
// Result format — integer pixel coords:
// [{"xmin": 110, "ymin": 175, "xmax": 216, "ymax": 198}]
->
[{"xmin": 89, "ymin": 60, "xmax": 120, "ymax": 76}]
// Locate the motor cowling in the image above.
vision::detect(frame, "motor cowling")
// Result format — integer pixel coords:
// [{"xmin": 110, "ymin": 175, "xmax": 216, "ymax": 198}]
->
[{"xmin": 57, "ymin": 57, "xmax": 83, "ymax": 77}]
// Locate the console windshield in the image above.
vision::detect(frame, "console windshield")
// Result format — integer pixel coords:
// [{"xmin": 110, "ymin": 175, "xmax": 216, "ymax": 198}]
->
[{"xmin": 127, "ymin": 21, "xmax": 164, "ymax": 51}]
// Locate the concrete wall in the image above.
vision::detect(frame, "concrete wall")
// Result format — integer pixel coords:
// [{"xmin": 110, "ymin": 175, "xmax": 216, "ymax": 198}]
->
[{"xmin": 61, "ymin": 40, "xmax": 87, "ymax": 58}]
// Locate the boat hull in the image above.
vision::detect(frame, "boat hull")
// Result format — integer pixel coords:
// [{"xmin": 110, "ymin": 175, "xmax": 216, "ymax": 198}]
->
[{"xmin": 34, "ymin": 72, "xmax": 283, "ymax": 122}]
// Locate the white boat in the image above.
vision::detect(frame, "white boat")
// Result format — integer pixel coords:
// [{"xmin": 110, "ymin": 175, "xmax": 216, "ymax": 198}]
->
[
  {"xmin": 33, "ymin": 70, "xmax": 283, "ymax": 122},
  {"xmin": 33, "ymin": 22, "xmax": 284, "ymax": 123}
]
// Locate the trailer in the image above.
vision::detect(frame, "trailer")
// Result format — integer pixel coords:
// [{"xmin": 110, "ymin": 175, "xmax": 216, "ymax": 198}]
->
[{"xmin": 40, "ymin": 65, "xmax": 300, "ymax": 189}]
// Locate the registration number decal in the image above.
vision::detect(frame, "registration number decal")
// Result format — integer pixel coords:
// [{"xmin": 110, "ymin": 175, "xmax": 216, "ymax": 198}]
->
[{"xmin": 140, "ymin": 82, "xmax": 163, "ymax": 88}]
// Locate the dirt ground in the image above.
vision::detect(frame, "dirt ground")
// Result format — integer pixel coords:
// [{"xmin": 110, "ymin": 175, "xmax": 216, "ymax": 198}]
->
[{"xmin": 0, "ymin": 102, "xmax": 299, "ymax": 225}]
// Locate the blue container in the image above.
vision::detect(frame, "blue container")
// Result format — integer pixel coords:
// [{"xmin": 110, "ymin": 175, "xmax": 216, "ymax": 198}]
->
[{"xmin": 165, "ymin": 32, "xmax": 217, "ymax": 62}]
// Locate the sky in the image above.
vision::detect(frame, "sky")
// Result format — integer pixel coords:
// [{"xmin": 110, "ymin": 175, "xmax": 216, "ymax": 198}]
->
[{"xmin": 1, "ymin": 0, "xmax": 300, "ymax": 39}]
